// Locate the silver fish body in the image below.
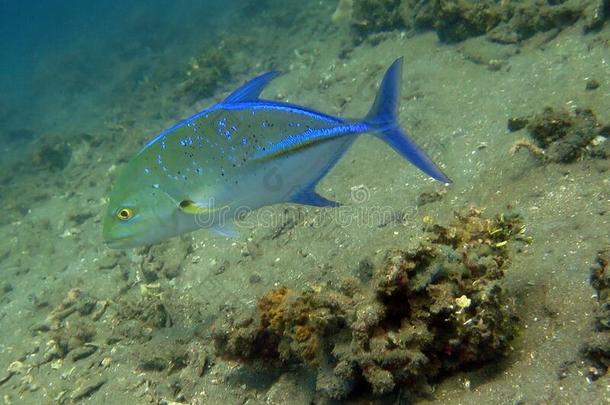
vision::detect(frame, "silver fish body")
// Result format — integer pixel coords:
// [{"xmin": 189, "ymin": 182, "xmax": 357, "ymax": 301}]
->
[{"xmin": 103, "ymin": 58, "xmax": 450, "ymax": 248}]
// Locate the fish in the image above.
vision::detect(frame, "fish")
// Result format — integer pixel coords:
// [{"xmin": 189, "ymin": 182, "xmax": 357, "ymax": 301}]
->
[{"xmin": 103, "ymin": 58, "xmax": 450, "ymax": 248}]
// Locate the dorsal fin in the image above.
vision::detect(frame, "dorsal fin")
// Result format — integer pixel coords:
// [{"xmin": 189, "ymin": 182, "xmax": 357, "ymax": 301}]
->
[{"xmin": 223, "ymin": 71, "xmax": 281, "ymax": 104}]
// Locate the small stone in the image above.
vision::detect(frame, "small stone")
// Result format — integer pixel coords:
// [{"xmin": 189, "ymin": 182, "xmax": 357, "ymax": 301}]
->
[
  {"xmin": 100, "ymin": 357, "xmax": 112, "ymax": 368},
  {"xmin": 71, "ymin": 377, "xmax": 106, "ymax": 401},
  {"xmin": 2, "ymin": 282, "xmax": 13, "ymax": 294},
  {"xmin": 214, "ymin": 260, "xmax": 229, "ymax": 275},
  {"xmin": 507, "ymin": 117, "xmax": 528, "ymax": 132},
  {"xmin": 7, "ymin": 361, "xmax": 25, "ymax": 374},
  {"xmin": 248, "ymin": 273, "xmax": 262, "ymax": 284},
  {"xmin": 138, "ymin": 357, "xmax": 166, "ymax": 371},
  {"xmin": 585, "ymin": 78, "xmax": 600, "ymax": 90},
  {"xmin": 71, "ymin": 345, "xmax": 98, "ymax": 362}
]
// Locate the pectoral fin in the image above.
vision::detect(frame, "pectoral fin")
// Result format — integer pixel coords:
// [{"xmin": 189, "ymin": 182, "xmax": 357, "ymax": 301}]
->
[{"xmin": 178, "ymin": 199, "xmax": 214, "ymax": 215}]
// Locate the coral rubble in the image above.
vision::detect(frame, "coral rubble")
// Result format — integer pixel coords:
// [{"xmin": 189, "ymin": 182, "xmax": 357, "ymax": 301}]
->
[
  {"xmin": 213, "ymin": 207, "xmax": 525, "ymax": 398},
  {"xmin": 509, "ymin": 106, "xmax": 609, "ymax": 163}
]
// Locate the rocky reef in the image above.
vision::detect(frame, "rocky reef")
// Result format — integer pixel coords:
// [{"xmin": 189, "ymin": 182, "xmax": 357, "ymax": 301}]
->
[
  {"xmin": 508, "ymin": 106, "xmax": 609, "ymax": 163},
  {"xmin": 342, "ymin": 0, "xmax": 609, "ymax": 43},
  {"xmin": 213, "ymin": 207, "xmax": 526, "ymax": 399},
  {"xmin": 582, "ymin": 248, "xmax": 610, "ymax": 381}
]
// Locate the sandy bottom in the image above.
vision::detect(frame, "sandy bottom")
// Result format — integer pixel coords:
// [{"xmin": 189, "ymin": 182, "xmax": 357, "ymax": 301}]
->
[{"xmin": 0, "ymin": 15, "xmax": 609, "ymax": 405}]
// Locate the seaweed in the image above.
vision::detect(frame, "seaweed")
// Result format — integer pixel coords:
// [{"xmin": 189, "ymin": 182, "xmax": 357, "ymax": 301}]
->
[{"xmin": 213, "ymin": 207, "xmax": 525, "ymax": 399}]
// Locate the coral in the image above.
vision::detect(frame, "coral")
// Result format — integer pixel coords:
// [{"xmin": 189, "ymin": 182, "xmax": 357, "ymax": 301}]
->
[
  {"xmin": 582, "ymin": 248, "xmax": 610, "ymax": 381},
  {"xmin": 509, "ymin": 106, "xmax": 608, "ymax": 163},
  {"xmin": 214, "ymin": 207, "xmax": 525, "ymax": 398}
]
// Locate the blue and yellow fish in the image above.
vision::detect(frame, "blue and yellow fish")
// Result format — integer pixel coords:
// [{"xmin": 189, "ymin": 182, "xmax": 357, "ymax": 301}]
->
[{"xmin": 103, "ymin": 58, "xmax": 450, "ymax": 248}]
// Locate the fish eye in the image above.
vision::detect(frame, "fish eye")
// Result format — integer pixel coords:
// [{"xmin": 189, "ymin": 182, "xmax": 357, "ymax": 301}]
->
[{"xmin": 116, "ymin": 207, "xmax": 135, "ymax": 221}]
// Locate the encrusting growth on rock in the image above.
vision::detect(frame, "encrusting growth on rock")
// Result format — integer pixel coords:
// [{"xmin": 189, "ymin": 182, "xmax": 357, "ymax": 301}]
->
[
  {"xmin": 509, "ymin": 106, "xmax": 609, "ymax": 163},
  {"xmin": 213, "ymin": 207, "xmax": 527, "ymax": 398}
]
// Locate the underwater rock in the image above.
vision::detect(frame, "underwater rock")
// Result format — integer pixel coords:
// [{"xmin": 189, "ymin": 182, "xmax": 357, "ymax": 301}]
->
[
  {"xmin": 582, "ymin": 248, "xmax": 610, "ymax": 381},
  {"xmin": 585, "ymin": 78, "xmax": 601, "ymax": 90},
  {"xmin": 350, "ymin": 0, "xmax": 598, "ymax": 44},
  {"xmin": 140, "ymin": 239, "xmax": 191, "ymax": 281},
  {"xmin": 350, "ymin": 0, "xmax": 404, "ymax": 38},
  {"xmin": 416, "ymin": 188, "xmax": 446, "ymax": 206},
  {"xmin": 265, "ymin": 371, "xmax": 315, "ymax": 405},
  {"xmin": 509, "ymin": 106, "xmax": 608, "ymax": 163},
  {"xmin": 583, "ymin": 0, "xmax": 610, "ymax": 32},
  {"xmin": 213, "ymin": 207, "xmax": 524, "ymax": 398},
  {"xmin": 29, "ymin": 133, "xmax": 72, "ymax": 171},
  {"xmin": 433, "ymin": 0, "xmax": 504, "ymax": 43},
  {"xmin": 176, "ymin": 48, "xmax": 231, "ymax": 102},
  {"xmin": 489, "ymin": 0, "xmax": 583, "ymax": 43}
]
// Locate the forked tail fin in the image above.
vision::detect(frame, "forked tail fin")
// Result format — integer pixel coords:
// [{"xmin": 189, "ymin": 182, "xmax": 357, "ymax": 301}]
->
[{"xmin": 364, "ymin": 58, "xmax": 451, "ymax": 183}]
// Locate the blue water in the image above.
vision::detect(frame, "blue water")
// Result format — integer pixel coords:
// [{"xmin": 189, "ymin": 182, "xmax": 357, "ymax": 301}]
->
[{"xmin": 0, "ymin": 0, "xmax": 240, "ymax": 146}]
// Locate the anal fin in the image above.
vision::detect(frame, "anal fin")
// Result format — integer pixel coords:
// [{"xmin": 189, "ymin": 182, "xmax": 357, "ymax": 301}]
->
[{"xmin": 290, "ymin": 188, "xmax": 340, "ymax": 207}]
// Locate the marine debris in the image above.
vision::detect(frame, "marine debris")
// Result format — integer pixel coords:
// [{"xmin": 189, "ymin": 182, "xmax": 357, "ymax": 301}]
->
[
  {"xmin": 582, "ymin": 248, "xmax": 610, "ymax": 381},
  {"xmin": 509, "ymin": 106, "xmax": 609, "ymax": 163},
  {"xmin": 213, "ymin": 207, "xmax": 527, "ymax": 399}
]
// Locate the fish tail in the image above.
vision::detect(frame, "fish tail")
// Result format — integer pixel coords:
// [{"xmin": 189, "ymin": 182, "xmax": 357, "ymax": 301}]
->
[{"xmin": 363, "ymin": 57, "xmax": 451, "ymax": 183}]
